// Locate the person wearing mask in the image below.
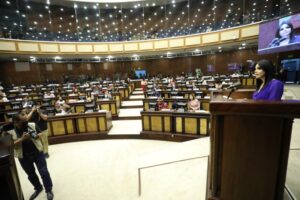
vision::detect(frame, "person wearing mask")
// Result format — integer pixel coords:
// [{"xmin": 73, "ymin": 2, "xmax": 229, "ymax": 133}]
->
[
  {"xmin": 253, "ymin": 59, "xmax": 284, "ymax": 100},
  {"xmin": 6, "ymin": 112, "xmax": 54, "ymax": 200}
]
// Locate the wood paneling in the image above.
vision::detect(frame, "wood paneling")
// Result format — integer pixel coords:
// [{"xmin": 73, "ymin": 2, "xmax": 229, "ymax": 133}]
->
[
  {"xmin": 1, "ymin": 48, "xmax": 291, "ymax": 85},
  {"xmin": 0, "ymin": 41, "xmax": 16, "ymax": 51}
]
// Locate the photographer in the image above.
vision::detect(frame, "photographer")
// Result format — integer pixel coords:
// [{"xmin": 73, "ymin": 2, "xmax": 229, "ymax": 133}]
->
[
  {"xmin": 7, "ymin": 112, "xmax": 54, "ymax": 200},
  {"xmin": 27, "ymin": 105, "xmax": 50, "ymax": 158}
]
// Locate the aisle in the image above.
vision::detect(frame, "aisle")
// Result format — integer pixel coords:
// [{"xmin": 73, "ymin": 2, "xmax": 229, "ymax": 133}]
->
[{"xmin": 109, "ymin": 88, "xmax": 145, "ymax": 133}]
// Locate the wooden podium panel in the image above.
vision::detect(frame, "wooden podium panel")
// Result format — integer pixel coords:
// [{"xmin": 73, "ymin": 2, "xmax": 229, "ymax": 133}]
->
[
  {"xmin": 0, "ymin": 136, "xmax": 24, "ymax": 200},
  {"xmin": 208, "ymin": 100, "xmax": 300, "ymax": 200}
]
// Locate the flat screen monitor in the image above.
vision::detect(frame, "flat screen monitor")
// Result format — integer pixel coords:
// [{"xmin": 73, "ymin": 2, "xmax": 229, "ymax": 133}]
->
[
  {"xmin": 228, "ymin": 63, "xmax": 242, "ymax": 72},
  {"xmin": 135, "ymin": 70, "xmax": 146, "ymax": 78},
  {"xmin": 258, "ymin": 13, "xmax": 300, "ymax": 54}
]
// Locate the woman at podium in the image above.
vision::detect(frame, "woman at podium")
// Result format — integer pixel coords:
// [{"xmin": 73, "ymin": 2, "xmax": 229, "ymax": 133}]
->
[{"xmin": 253, "ymin": 59, "xmax": 284, "ymax": 100}]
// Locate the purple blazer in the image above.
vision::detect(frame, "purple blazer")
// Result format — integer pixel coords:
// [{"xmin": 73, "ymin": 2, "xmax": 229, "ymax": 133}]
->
[
  {"xmin": 252, "ymin": 79, "xmax": 284, "ymax": 100},
  {"xmin": 291, "ymin": 35, "xmax": 300, "ymax": 44}
]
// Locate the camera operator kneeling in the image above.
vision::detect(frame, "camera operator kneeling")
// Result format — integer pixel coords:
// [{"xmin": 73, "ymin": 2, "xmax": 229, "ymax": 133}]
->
[{"xmin": 7, "ymin": 112, "xmax": 54, "ymax": 200}]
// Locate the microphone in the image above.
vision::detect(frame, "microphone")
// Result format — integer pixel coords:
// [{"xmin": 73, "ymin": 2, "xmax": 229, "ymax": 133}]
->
[
  {"xmin": 226, "ymin": 82, "xmax": 241, "ymax": 90},
  {"xmin": 268, "ymin": 38, "xmax": 280, "ymax": 47}
]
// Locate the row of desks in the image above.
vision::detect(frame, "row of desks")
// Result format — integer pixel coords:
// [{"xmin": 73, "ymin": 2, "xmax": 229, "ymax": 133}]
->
[
  {"xmin": 141, "ymin": 111, "xmax": 210, "ymax": 141},
  {"xmin": 143, "ymin": 89, "xmax": 255, "ymax": 111},
  {"xmin": 47, "ymin": 111, "xmax": 112, "ymax": 143}
]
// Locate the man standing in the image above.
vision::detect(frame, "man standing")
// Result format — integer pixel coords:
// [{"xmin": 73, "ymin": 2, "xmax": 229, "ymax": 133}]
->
[
  {"xmin": 8, "ymin": 112, "xmax": 54, "ymax": 200},
  {"xmin": 27, "ymin": 105, "xmax": 50, "ymax": 158}
]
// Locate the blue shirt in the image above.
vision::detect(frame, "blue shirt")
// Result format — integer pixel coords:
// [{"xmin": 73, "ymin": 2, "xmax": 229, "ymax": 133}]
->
[{"xmin": 252, "ymin": 79, "xmax": 284, "ymax": 100}]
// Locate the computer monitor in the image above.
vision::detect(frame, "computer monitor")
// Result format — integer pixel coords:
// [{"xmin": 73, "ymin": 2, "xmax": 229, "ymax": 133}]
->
[
  {"xmin": 79, "ymin": 96, "xmax": 86, "ymax": 100},
  {"xmin": 149, "ymin": 102, "xmax": 157, "ymax": 111},
  {"xmin": 177, "ymin": 102, "xmax": 187, "ymax": 112}
]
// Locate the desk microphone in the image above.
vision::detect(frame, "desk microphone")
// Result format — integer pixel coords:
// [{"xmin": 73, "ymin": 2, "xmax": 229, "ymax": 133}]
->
[
  {"xmin": 226, "ymin": 82, "xmax": 241, "ymax": 99},
  {"xmin": 226, "ymin": 82, "xmax": 241, "ymax": 90}
]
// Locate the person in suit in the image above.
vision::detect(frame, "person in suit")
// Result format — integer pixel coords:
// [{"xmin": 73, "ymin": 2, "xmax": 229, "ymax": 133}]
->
[{"xmin": 268, "ymin": 22, "xmax": 300, "ymax": 47}]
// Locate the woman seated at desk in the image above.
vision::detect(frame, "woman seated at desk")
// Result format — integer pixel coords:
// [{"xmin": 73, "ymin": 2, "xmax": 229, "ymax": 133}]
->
[
  {"xmin": 188, "ymin": 96, "xmax": 200, "ymax": 111},
  {"xmin": 54, "ymin": 102, "xmax": 71, "ymax": 115},
  {"xmin": 155, "ymin": 97, "xmax": 169, "ymax": 111},
  {"xmin": 214, "ymin": 79, "xmax": 223, "ymax": 90}
]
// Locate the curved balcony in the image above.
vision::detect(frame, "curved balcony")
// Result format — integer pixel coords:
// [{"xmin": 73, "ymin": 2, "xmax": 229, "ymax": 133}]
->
[
  {"xmin": 0, "ymin": 0, "xmax": 296, "ymax": 43},
  {"xmin": 0, "ymin": 23, "xmax": 259, "ymax": 57}
]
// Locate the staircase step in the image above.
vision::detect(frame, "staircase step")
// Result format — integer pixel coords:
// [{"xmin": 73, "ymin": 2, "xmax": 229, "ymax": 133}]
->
[
  {"xmin": 129, "ymin": 95, "xmax": 145, "ymax": 99},
  {"xmin": 132, "ymin": 91, "xmax": 144, "ymax": 95},
  {"xmin": 122, "ymin": 100, "xmax": 143, "ymax": 106},
  {"xmin": 119, "ymin": 108, "xmax": 143, "ymax": 117},
  {"xmin": 117, "ymin": 116, "xmax": 142, "ymax": 120}
]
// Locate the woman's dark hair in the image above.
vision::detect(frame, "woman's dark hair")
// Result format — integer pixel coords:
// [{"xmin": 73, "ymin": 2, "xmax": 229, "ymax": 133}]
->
[
  {"xmin": 275, "ymin": 22, "xmax": 295, "ymax": 39},
  {"xmin": 255, "ymin": 59, "xmax": 276, "ymax": 90}
]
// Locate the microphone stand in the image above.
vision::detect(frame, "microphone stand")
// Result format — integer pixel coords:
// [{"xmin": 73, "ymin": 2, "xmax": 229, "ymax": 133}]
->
[{"xmin": 227, "ymin": 87, "xmax": 237, "ymax": 99}]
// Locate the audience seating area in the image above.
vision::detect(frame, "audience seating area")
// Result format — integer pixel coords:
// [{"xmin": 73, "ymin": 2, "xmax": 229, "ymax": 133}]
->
[{"xmin": 0, "ymin": 73, "xmax": 256, "ymax": 141}]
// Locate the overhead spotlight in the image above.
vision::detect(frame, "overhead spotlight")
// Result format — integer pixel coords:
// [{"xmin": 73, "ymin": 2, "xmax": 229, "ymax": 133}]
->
[
  {"xmin": 242, "ymin": 43, "xmax": 246, "ymax": 46},
  {"xmin": 218, "ymin": 46, "xmax": 222, "ymax": 49},
  {"xmin": 13, "ymin": 58, "xmax": 18, "ymax": 61}
]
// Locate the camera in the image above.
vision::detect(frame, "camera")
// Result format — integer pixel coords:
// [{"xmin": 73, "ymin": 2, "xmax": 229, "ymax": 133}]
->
[{"xmin": 27, "ymin": 127, "xmax": 38, "ymax": 139}]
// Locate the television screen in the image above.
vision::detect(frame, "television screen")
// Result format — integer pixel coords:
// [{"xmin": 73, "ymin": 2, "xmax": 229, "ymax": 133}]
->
[
  {"xmin": 135, "ymin": 70, "xmax": 146, "ymax": 78},
  {"xmin": 227, "ymin": 63, "xmax": 242, "ymax": 71},
  {"xmin": 258, "ymin": 13, "xmax": 300, "ymax": 54},
  {"xmin": 207, "ymin": 65, "xmax": 215, "ymax": 72}
]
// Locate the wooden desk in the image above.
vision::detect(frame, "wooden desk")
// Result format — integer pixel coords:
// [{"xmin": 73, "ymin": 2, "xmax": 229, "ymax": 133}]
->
[
  {"xmin": 118, "ymin": 87, "xmax": 130, "ymax": 100},
  {"xmin": 97, "ymin": 100, "xmax": 120, "ymax": 118},
  {"xmin": 141, "ymin": 111, "xmax": 210, "ymax": 141},
  {"xmin": 47, "ymin": 111, "xmax": 112, "ymax": 143},
  {"xmin": 0, "ymin": 136, "xmax": 24, "ymax": 200},
  {"xmin": 68, "ymin": 100, "xmax": 119, "ymax": 118},
  {"xmin": 143, "ymin": 98, "xmax": 210, "ymax": 111}
]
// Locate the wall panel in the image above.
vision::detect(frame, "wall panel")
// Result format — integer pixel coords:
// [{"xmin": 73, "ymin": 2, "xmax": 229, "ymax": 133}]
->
[
  {"xmin": 40, "ymin": 44, "xmax": 59, "ymax": 52},
  {"xmin": 0, "ymin": 48, "xmax": 284, "ymax": 85},
  {"xmin": 18, "ymin": 42, "xmax": 39, "ymax": 52},
  {"xmin": 0, "ymin": 41, "xmax": 16, "ymax": 51}
]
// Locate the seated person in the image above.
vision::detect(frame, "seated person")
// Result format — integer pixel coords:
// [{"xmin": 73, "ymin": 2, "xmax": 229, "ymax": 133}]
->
[
  {"xmin": 171, "ymin": 100, "xmax": 178, "ymax": 110},
  {"xmin": 55, "ymin": 96, "xmax": 65, "ymax": 106},
  {"xmin": 0, "ymin": 91, "xmax": 9, "ymax": 102},
  {"xmin": 155, "ymin": 97, "xmax": 169, "ymax": 111},
  {"xmin": 104, "ymin": 90, "xmax": 112, "ymax": 99},
  {"xmin": 22, "ymin": 96, "xmax": 34, "ymax": 108},
  {"xmin": 188, "ymin": 96, "xmax": 200, "ymax": 111},
  {"xmin": 54, "ymin": 102, "xmax": 71, "ymax": 115},
  {"xmin": 214, "ymin": 79, "xmax": 223, "ymax": 90},
  {"xmin": 44, "ymin": 91, "xmax": 55, "ymax": 99}
]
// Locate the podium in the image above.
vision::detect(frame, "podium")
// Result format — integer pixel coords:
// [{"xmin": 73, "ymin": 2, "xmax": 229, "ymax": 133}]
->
[
  {"xmin": 208, "ymin": 100, "xmax": 300, "ymax": 200},
  {"xmin": 0, "ymin": 135, "xmax": 24, "ymax": 200}
]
